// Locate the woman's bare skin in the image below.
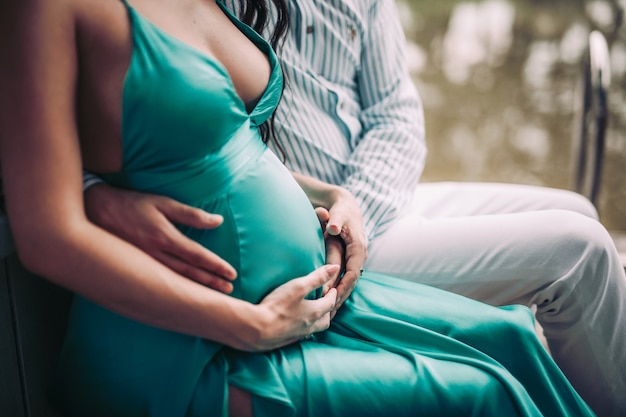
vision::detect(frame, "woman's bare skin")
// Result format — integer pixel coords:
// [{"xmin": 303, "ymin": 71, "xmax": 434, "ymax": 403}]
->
[
  {"xmin": 75, "ymin": 0, "xmax": 271, "ymax": 173},
  {"xmin": 0, "ymin": 1, "xmax": 338, "ymax": 415}
]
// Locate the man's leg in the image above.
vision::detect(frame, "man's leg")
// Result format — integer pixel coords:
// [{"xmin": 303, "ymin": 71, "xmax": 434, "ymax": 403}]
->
[
  {"xmin": 409, "ymin": 182, "xmax": 598, "ymax": 219},
  {"xmin": 365, "ymin": 182, "xmax": 625, "ymax": 416}
]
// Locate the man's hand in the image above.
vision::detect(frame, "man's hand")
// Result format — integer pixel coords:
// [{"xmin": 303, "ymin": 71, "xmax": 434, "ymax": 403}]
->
[
  {"xmin": 313, "ymin": 187, "xmax": 367, "ymax": 316},
  {"xmin": 84, "ymin": 183, "xmax": 237, "ymax": 292}
]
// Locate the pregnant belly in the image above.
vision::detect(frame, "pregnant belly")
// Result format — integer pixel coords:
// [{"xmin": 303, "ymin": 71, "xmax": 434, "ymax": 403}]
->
[{"xmin": 187, "ymin": 150, "xmax": 326, "ymax": 304}]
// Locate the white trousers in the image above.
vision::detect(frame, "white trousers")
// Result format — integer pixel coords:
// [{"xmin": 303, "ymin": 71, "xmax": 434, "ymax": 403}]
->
[{"xmin": 366, "ymin": 182, "xmax": 626, "ymax": 417}]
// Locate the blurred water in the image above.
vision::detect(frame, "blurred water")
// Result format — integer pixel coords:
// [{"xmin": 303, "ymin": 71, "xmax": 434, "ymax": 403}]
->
[{"xmin": 400, "ymin": 0, "xmax": 626, "ymax": 231}]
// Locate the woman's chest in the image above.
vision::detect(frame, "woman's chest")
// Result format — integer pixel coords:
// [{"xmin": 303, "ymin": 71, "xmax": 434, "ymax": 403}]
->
[{"xmin": 73, "ymin": 0, "xmax": 269, "ymax": 173}]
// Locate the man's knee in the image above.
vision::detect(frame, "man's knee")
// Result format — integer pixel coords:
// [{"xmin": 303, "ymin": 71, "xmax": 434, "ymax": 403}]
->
[
  {"xmin": 555, "ymin": 191, "xmax": 598, "ymax": 220},
  {"xmin": 542, "ymin": 210, "xmax": 614, "ymax": 271}
]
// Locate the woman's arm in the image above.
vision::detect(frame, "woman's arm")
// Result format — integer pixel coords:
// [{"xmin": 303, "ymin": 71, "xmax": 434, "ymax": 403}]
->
[
  {"xmin": 0, "ymin": 0, "xmax": 337, "ymax": 351},
  {"xmin": 291, "ymin": 172, "xmax": 367, "ymax": 314},
  {"xmin": 84, "ymin": 182, "xmax": 238, "ymax": 294}
]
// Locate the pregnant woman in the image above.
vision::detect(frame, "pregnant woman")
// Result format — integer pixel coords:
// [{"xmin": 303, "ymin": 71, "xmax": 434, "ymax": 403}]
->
[{"xmin": 0, "ymin": 0, "xmax": 594, "ymax": 416}]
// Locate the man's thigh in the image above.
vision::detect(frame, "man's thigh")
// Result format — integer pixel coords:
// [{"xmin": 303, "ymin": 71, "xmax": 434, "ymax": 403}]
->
[
  {"xmin": 366, "ymin": 207, "xmax": 604, "ymax": 307},
  {"xmin": 410, "ymin": 182, "xmax": 597, "ymax": 219}
]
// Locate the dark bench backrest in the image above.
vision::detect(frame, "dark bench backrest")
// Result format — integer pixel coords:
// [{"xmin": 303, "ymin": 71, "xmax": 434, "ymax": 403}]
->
[{"xmin": 1, "ymin": 214, "xmax": 70, "ymax": 417}]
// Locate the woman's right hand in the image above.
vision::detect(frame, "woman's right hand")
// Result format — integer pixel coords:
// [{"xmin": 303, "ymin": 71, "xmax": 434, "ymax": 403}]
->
[{"xmin": 243, "ymin": 264, "xmax": 340, "ymax": 352}]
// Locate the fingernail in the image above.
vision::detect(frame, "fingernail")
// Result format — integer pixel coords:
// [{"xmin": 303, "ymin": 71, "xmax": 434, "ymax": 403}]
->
[{"xmin": 327, "ymin": 224, "xmax": 340, "ymax": 235}]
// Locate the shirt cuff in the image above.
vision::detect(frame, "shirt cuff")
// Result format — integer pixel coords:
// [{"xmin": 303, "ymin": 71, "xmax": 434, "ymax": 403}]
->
[{"xmin": 82, "ymin": 172, "xmax": 104, "ymax": 192}]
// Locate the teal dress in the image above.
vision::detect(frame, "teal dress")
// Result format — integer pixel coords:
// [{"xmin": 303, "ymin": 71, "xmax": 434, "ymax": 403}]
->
[{"xmin": 50, "ymin": 2, "xmax": 595, "ymax": 416}]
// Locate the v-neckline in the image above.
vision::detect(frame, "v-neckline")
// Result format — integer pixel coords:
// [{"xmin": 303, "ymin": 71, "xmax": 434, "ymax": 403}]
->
[{"xmin": 122, "ymin": 0, "xmax": 277, "ymax": 116}]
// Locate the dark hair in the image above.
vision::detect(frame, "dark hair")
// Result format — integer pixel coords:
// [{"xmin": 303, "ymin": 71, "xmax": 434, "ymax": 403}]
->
[
  {"xmin": 238, "ymin": 0, "xmax": 289, "ymax": 51},
  {"xmin": 237, "ymin": 0, "xmax": 288, "ymax": 158}
]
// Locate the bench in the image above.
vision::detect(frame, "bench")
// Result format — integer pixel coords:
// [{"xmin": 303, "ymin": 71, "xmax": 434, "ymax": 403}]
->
[{"xmin": 1, "ymin": 214, "xmax": 69, "ymax": 417}]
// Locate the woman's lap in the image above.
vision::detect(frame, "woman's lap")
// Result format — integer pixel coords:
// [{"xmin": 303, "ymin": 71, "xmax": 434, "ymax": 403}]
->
[{"xmin": 51, "ymin": 274, "xmax": 592, "ymax": 417}]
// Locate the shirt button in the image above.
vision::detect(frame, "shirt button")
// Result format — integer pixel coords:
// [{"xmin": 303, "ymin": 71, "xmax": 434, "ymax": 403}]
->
[{"xmin": 306, "ymin": 25, "xmax": 314, "ymax": 34}]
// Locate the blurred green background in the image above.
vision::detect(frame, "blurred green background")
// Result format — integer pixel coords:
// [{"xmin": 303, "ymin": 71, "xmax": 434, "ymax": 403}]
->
[{"xmin": 399, "ymin": 0, "xmax": 626, "ymax": 231}]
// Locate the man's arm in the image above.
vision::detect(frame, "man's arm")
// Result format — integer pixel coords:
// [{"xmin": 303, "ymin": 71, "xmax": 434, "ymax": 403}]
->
[
  {"xmin": 84, "ymin": 182, "xmax": 238, "ymax": 293},
  {"xmin": 342, "ymin": 0, "xmax": 427, "ymax": 241}
]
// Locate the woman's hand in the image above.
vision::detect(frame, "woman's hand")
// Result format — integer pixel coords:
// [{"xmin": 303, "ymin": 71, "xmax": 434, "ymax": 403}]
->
[
  {"xmin": 84, "ymin": 183, "xmax": 238, "ymax": 293},
  {"xmin": 243, "ymin": 264, "xmax": 340, "ymax": 351}
]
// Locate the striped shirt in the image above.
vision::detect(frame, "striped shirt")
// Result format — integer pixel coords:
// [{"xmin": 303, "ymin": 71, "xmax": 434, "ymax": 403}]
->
[
  {"xmin": 253, "ymin": 0, "xmax": 427, "ymax": 240},
  {"xmin": 85, "ymin": 0, "xmax": 427, "ymax": 241}
]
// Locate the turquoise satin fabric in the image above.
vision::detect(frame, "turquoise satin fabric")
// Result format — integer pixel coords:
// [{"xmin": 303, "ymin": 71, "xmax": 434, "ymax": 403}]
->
[{"xmin": 50, "ymin": 2, "xmax": 595, "ymax": 416}]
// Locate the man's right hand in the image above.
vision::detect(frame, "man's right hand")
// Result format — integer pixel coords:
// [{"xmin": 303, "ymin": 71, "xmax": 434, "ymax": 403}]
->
[{"xmin": 84, "ymin": 183, "xmax": 237, "ymax": 293}]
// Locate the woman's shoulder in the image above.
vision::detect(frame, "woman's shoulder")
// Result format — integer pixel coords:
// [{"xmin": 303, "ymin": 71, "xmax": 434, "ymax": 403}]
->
[
  {"xmin": 0, "ymin": 0, "xmax": 127, "ymax": 50},
  {"xmin": 74, "ymin": 0, "xmax": 131, "ymax": 47},
  {"xmin": 0, "ymin": 0, "xmax": 132, "ymax": 86}
]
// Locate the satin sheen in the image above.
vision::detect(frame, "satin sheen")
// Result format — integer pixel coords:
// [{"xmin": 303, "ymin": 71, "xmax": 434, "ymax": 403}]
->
[{"xmin": 50, "ymin": 2, "xmax": 595, "ymax": 416}]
